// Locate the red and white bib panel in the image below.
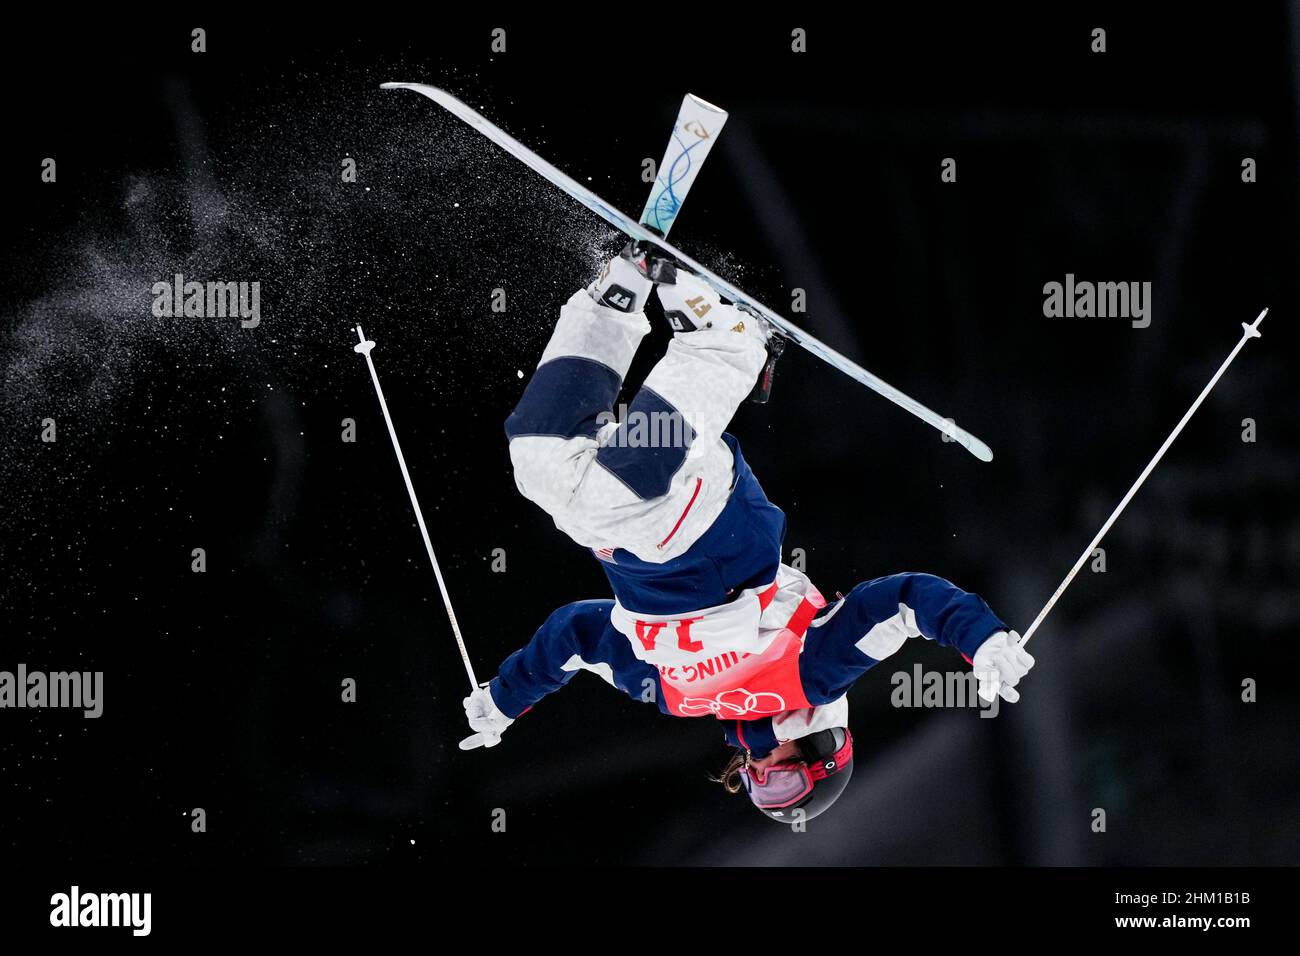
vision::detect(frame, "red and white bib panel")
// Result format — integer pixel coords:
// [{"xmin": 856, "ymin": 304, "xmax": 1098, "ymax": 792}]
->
[{"xmin": 610, "ymin": 563, "xmax": 826, "ymax": 719}]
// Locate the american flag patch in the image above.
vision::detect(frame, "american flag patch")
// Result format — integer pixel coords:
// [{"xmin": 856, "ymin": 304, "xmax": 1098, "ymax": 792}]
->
[{"xmin": 592, "ymin": 547, "xmax": 616, "ymax": 563}]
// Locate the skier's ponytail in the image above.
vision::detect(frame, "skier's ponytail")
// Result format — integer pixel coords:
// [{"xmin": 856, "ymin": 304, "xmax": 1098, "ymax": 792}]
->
[{"xmin": 710, "ymin": 749, "xmax": 749, "ymax": 795}]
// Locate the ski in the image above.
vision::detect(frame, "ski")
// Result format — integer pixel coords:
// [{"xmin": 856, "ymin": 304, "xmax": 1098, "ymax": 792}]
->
[
  {"xmin": 380, "ymin": 82, "xmax": 995, "ymax": 462},
  {"xmin": 640, "ymin": 93, "xmax": 728, "ymax": 237}
]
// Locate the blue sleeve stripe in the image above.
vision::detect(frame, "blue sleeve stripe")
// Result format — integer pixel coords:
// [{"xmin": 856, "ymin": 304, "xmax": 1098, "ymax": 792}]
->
[
  {"xmin": 504, "ymin": 356, "xmax": 622, "ymax": 441},
  {"xmin": 594, "ymin": 386, "xmax": 696, "ymax": 500}
]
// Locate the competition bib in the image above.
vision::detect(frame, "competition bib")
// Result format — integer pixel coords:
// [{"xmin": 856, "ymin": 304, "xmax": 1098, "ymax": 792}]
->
[{"xmin": 610, "ymin": 565, "xmax": 825, "ymax": 719}]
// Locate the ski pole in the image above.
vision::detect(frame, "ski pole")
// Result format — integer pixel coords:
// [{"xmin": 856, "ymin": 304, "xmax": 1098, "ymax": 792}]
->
[
  {"xmin": 353, "ymin": 324, "xmax": 482, "ymax": 692},
  {"xmin": 1020, "ymin": 308, "xmax": 1267, "ymax": 646}
]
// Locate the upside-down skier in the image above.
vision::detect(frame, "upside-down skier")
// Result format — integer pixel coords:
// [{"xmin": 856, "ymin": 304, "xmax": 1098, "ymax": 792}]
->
[{"xmin": 460, "ymin": 243, "xmax": 1035, "ymax": 823}]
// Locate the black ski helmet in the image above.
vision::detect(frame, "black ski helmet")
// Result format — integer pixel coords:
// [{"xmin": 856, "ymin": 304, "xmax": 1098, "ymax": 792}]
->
[{"xmin": 742, "ymin": 727, "xmax": 854, "ymax": 823}]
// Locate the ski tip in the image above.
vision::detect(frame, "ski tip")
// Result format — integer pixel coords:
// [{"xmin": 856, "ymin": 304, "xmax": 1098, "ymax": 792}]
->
[
  {"xmin": 379, "ymin": 82, "xmax": 406, "ymax": 90},
  {"xmin": 950, "ymin": 431, "xmax": 994, "ymax": 461},
  {"xmin": 942, "ymin": 419, "xmax": 994, "ymax": 461},
  {"xmin": 686, "ymin": 93, "xmax": 728, "ymax": 115}
]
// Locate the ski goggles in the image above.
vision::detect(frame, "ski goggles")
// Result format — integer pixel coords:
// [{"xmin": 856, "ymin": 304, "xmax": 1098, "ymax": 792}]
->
[{"xmin": 740, "ymin": 729, "xmax": 854, "ymax": 810}]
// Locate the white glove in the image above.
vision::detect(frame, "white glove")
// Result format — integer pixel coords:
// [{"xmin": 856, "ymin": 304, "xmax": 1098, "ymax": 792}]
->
[
  {"xmin": 459, "ymin": 683, "xmax": 514, "ymax": 751},
  {"xmin": 971, "ymin": 630, "xmax": 1035, "ymax": 703}
]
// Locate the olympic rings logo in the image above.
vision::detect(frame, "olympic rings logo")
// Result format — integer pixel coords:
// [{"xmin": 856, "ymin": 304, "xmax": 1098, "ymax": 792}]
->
[{"xmin": 677, "ymin": 688, "xmax": 787, "ymax": 716}]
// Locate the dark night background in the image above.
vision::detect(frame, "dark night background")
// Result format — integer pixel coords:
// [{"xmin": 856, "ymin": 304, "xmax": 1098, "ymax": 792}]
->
[{"xmin": 1, "ymin": 8, "xmax": 1297, "ymax": 868}]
